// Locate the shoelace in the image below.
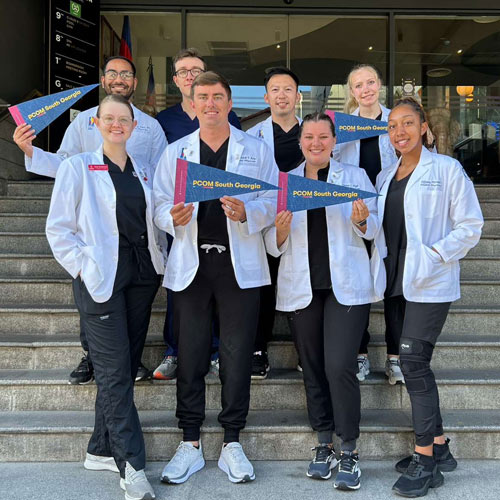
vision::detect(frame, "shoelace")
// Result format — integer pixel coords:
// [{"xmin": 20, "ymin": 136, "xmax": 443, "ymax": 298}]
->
[
  {"xmin": 200, "ymin": 244, "xmax": 226, "ymax": 254},
  {"xmin": 126, "ymin": 465, "xmax": 146, "ymax": 484},
  {"xmin": 311, "ymin": 445, "xmax": 333, "ymax": 463},
  {"xmin": 162, "ymin": 355, "xmax": 175, "ymax": 364},
  {"xmin": 77, "ymin": 355, "xmax": 91, "ymax": 371},
  {"xmin": 339, "ymin": 454, "xmax": 357, "ymax": 473},
  {"xmin": 405, "ymin": 455, "xmax": 424, "ymax": 477},
  {"xmin": 171, "ymin": 442, "xmax": 196, "ymax": 464},
  {"xmin": 225, "ymin": 444, "xmax": 246, "ymax": 463}
]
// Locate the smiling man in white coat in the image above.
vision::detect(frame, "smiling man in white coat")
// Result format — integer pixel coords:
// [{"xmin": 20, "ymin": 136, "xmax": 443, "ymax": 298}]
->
[
  {"xmin": 13, "ymin": 56, "xmax": 167, "ymax": 386},
  {"xmin": 153, "ymin": 71, "xmax": 278, "ymax": 485}
]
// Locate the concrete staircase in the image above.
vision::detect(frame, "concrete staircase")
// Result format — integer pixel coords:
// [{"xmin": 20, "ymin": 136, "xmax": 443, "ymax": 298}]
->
[{"xmin": 1, "ymin": 180, "xmax": 500, "ymax": 463}]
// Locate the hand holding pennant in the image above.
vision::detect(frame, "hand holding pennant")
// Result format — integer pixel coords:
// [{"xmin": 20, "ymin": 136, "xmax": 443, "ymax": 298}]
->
[
  {"xmin": 325, "ymin": 110, "xmax": 388, "ymax": 144},
  {"xmin": 277, "ymin": 171, "xmax": 378, "ymax": 213},
  {"xmin": 174, "ymin": 158, "xmax": 279, "ymax": 205},
  {"xmin": 8, "ymin": 83, "xmax": 100, "ymax": 136}
]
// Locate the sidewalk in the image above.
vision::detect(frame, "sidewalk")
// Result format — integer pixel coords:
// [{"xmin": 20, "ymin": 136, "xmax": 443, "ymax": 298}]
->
[{"xmin": 1, "ymin": 460, "xmax": 499, "ymax": 500}]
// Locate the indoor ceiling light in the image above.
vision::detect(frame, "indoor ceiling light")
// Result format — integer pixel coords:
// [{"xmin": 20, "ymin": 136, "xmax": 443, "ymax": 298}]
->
[{"xmin": 426, "ymin": 68, "xmax": 452, "ymax": 78}]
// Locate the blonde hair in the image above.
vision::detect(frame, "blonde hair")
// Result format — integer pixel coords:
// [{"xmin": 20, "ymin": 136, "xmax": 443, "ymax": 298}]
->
[{"xmin": 344, "ymin": 64, "xmax": 382, "ymax": 114}]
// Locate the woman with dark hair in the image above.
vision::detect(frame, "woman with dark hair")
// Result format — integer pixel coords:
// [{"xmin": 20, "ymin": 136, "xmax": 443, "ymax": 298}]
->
[
  {"xmin": 375, "ymin": 97, "xmax": 483, "ymax": 497},
  {"xmin": 265, "ymin": 112, "xmax": 383, "ymax": 490},
  {"xmin": 46, "ymin": 94, "xmax": 163, "ymax": 500}
]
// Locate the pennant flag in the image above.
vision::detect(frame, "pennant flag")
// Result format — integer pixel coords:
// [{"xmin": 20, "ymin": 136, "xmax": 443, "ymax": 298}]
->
[
  {"xmin": 119, "ymin": 15, "xmax": 132, "ymax": 60},
  {"xmin": 174, "ymin": 158, "xmax": 279, "ymax": 205},
  {"xmin": 145, "ymin": 56, "xmax": 157, "ymax": 111},
  {"xmin": 8, "ymin": 83, "xmax": 99, "ymax": 135},
  {"xmin": 277, "ymin": 171, "xmax": 378, "ymax": 213},
  {"xmin": 325, "ymin": 110, "xmax": 388, "ymax": 144}
]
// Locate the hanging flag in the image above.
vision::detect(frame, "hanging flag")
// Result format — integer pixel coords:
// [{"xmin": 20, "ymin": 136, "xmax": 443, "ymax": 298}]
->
[
  {"xmin": 325, "ymin": 110, "xmax": 388, "ymax": 144},
  {"xmin": 8, "ymin": 83, "xmax": 99, "ymax": 135},
  {"xmin": 119, "ymin": 15, "xmax": 132, "ymax": 60},
  {"xmin": 145, "ymin": 56, "xmax": 157, "ymax": 111},
  {"xmin": 174, "ymin": 158, "xmax": 279, "ymax": 205},
  {"xmin": 277, "ymin": 171, "xmax": 378, "ymax": 213}
]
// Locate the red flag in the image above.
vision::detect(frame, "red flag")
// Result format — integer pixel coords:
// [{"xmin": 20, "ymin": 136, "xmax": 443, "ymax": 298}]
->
[{"xmin": 119, "ymin": 16, "xmax": 132, "ymax": 60}]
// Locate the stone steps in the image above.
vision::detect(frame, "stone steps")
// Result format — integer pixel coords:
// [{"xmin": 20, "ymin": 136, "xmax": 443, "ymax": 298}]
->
[
  {"xmin": 1, "ymin": 409, "xmax": 499, "ymax": 461},
  {"xmin": 1, "ymin": 368, "xmax": 500, "ymax": 412}
]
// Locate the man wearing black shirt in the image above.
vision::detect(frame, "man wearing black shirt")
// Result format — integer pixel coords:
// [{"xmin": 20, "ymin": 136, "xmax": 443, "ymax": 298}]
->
[{"xmin": 247, "ymin": 67, "xmax": 303, "ymax": 378}]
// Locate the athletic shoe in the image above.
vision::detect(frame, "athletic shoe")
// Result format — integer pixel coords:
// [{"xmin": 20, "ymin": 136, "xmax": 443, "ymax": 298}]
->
[
  {"xmin": 306, "ymin": 444, "xmax": 338, "ymax": 480},
  {"xmin": 209, "ymin": 356, "xmax": 220, "ymax": 377},
  {"xmin": 160, "ymin": 441, "xmax": 205, "ymax": 484},
  {"xmin": 84, "ymin": 452, "xmax": 119, "ymax": 473},
  {"xmin": 395, "ymin": 438, "xmax": 457, "ymax": 473},
  {"xmin": 385, "ymin": 357, "xmax": 405, "ymax": 385},
  {"xmin": 152, "ymin": 355, "xmax": 177, "ymax": 380},
  {"xmin": 334, "ymin": 451, "xmax": 361, "ymax": 490},
  {"xmin": 297, "ymin": 358, "xmax": 303, "ymax": 372},
  {"xmin": 135, "ymin": 362, "xmax": 151, "ymax": 382},
  {"xmin": 392, "ymin": 452, "xmax": 444, "ymax": 497},
  {"xmin": 356, "ymin": 356, "xmax": 370, "ymax": 381},
  {"xmin": 120, "ymin": 462, "xmax": 155, "ymax": 500},
  {"xmin": 69, "ymin": 353, "xmax": 93, "ymax": 385},
  {"xmin": 251, "ymin": 351, "xmax": 270, "ymax": 380},
  {"xmin": 218, "ymin": 442, "xmax": 255, "ymax": 483}
]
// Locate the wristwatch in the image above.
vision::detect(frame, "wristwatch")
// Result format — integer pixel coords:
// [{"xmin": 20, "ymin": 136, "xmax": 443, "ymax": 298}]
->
[{"xmin": 355, "ymin": 219, "xmax": 367, "ymax": 227}]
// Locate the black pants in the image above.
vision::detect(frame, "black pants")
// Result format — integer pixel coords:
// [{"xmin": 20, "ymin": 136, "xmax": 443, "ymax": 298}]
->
[
  {"xmin": 73, "ymin": 246, "xmax": 160, "ymax": 476},
  {"xmin": 385, "ymin": 296, "xmax": 451, "ymax": 447},
  {"xmin": 173, "ymin": 248, "xmax": 260, "ymax": 443},
  {"xmin": 255, "ymin": 254, "xmax": 280, "ymax": 352},
  {"xmin": 289, "ymin": 289, "xmax": 370, "ymax": 448}
]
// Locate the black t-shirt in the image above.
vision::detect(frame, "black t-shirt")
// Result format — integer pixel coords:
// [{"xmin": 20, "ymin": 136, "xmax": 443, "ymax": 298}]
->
[
  {"xmin": 359, "ymin": 112, "xmax": 382, "ymax": 186},
  {"xmin": 272, "ymin": 121, "xmax": 304, "ymax": 172},
  {"xmin": 104, "ymin": 155, "xmax": 147, "ymax": 248},
  {"xmin": 383, "ymin": 172, "xmax": 413, "ymax": 297},
  {"xmin": 197, "ymin": 138, "xmax": 230, "ymax": 246},
  {"xmin": 307, "ymin": 166, "xmax": 332, "ymax": 290}
]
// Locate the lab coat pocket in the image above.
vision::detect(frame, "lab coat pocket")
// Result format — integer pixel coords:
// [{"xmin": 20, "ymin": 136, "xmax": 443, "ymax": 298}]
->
[
  {"xmin": 80, "ymin": 245, "xmax": 104, "ymax": 293},
  {"xmin": 414, "ymin": 245, "xmax": 449, "ymax": 289},
  {"xmin": 421, "ymin": 190, "xmax": 441, "ymax": 218}
]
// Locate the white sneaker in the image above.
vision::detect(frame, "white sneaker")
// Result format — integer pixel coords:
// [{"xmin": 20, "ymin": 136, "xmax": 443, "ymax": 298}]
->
[
  {"xmin": 160, "ymin": 441, "xmax": 205, "ymax": 484},
  {"xmin": 356, "ymin": 356, "xmax": 370, "ymax": 381},
  {"xmin": 218, "ymin": 442, "xmax": 255, "ymax": 483},
  {"xmin": 119, "ymin": 462, "xmax": 155, "ymax": 500},
  {"xmin": 385, "ymin": 357, "xmax": 404, "ymax": 385},
  {"xmin": 84, "ymin": 452, "xmax": 119, "ymax": 473},
  {"xmin": 209, "ymin": 357, "xmax": 220, "ymax": 377}
]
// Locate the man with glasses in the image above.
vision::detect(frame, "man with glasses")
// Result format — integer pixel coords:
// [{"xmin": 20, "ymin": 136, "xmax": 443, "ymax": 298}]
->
[
  {"xmin": 153, "ymin": 48, "xmax": 240, "ymax": 381},
  {"xmin": 13, "ymin": 55, "xmax": 167, "ymax": 388}
]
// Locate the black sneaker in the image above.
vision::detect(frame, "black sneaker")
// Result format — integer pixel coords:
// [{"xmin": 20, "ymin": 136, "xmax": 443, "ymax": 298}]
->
[
  {"xmin": 395, "ymin": 438, "xmax": 457, "ymax": 473},
  {"xmin": 306, "ymin": 444, "xmax": 338, "ymax": 480},
  {"xmin": 68, "ymin": 353, "xmax": 94, "ymax": 385},
  {"xmin": 334, "ymin": 451, "xmax": 361, "ymax": 490},
  {"xmin": 392, "ymin": 453, "xmax": 444, "ymax": 498},
  {"xmin": 251, "ymin": 351, "xmax": 270, "ymax": 380},
  {"xmin": 135, "ymin": 361, "xmax": 152, "ymax": 382}
]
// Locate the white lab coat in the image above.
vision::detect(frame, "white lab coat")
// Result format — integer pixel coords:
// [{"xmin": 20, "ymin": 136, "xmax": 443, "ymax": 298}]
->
[
  {"xmin": 26, "ymin": 104, "xmax": 167, "ymax": 178},
  {"xmin": 333, "ymin": 105, "xmax": 397, "ymax": 176},
  {"xmin": 46, "ymin": 147, "xmax": 164, "ymax": 303},
  {"xmin": 373, "ymin": 146, "xmax": 483, "ymax": 303},
  {"xmin": 153, "ymin": 125, "xmax": 279, "ymax": 291},
  {"xmin": 246, "ymin": 115, "xmax": 302, "ymax": 156},
  {"xmin": 264, "ymin": 159, "xmax": 383, "ymax": 311}
]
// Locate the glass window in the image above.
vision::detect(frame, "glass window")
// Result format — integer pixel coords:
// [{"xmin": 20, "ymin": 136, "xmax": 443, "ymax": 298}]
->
[{"xmin": 395, "ymin": 15, "xmax": 500, "ymax": 182}]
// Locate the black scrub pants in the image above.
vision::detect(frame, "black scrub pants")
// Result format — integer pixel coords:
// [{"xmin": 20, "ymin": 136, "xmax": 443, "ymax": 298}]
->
[
  {"xmin": 385, "ymin": 296, "xmax": 451, "ymax": 447},
  {"xmin": 288, "ymin": 289, "xmax": 370, "ymax": 449},
  {"xmin": 173, "ymin": 248, "xmax": 260, "ymax": 443},
  {"xmin": 72, "ymin": 245, "xmax": 160, "ymax": 476}
]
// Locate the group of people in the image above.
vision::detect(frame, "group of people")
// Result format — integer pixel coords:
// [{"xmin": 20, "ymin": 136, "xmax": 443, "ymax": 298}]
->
[{"xmin": 13, "ymin": 49, "xmax": 484, "ymax": 500}]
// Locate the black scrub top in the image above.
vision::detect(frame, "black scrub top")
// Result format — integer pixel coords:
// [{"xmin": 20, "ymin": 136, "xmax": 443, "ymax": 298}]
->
[
  {"xmin": 383, "ymin": 172, "xmax": 413, "ymax": 297},
  {"xmin": 272, "ymin": 121, "xmax": 304, "ymax": 173},
  {"xmin": 307, "ymin": 166, "xmax": 332, "ymax": 290},
  {"xmin": 197, "ymin": 138, "xmax": 230, "ymax": 247},
  {"xmin": 104, "ymin": 155, "xmax": 147, "ymax": 248},
  {"xmin": 359, "ymin": 112, "xmax": 382, "ymax": 186}
]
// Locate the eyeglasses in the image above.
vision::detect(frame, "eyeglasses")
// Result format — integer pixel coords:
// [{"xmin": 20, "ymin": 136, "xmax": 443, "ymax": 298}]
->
[
  {"xmin": 104, "ymin": 70, "xmax": 135, "ymax": 80},
  {"xmin": 100, "ymin": 116, "xmax": 133, "ymax": 127},
  {"xmin": 174, "ymin": 68, "xmax": 204, "ymax": 78}
]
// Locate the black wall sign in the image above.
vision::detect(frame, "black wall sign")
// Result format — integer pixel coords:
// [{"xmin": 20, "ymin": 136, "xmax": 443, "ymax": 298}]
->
[{"xmin": 48, "ymin": 0, "xmax": 100, "ymax": 151}]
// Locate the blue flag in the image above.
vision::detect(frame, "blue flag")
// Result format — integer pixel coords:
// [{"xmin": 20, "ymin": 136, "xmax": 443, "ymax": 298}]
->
[
  {"xmin": 326, "ymin": 110, "xmax": 388, "ymax": 144},
  {"xmin": 174, "ymin": 158, "xmax": 279, "ymax": 204},
  {"xmin": 8, "ymin": 84, "xmax": 99, "ymax": 135},
  {"xmin": 277, "ymin": 171, "xmax": 378, "ymax": 213}
]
